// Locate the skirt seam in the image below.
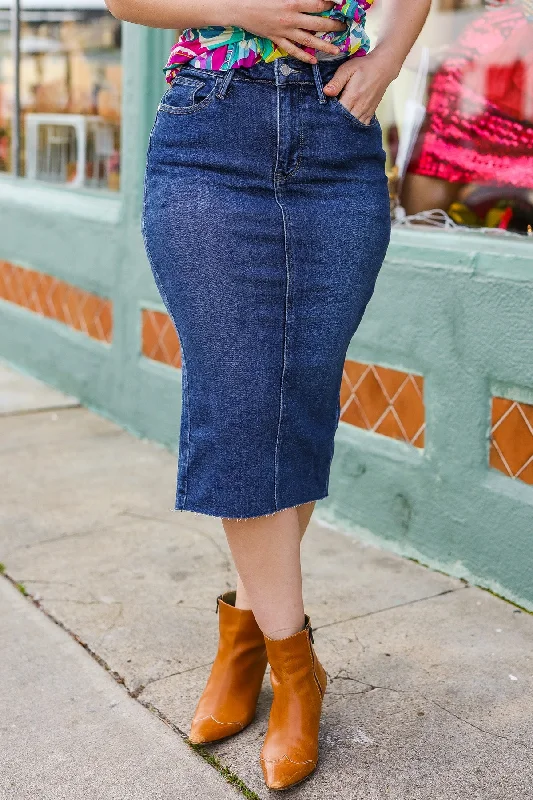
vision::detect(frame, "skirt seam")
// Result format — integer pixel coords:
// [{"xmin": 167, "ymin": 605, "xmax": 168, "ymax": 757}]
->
[{"xmin": 272, "ymin": 81, "xmax": 291, "ymax": 513}]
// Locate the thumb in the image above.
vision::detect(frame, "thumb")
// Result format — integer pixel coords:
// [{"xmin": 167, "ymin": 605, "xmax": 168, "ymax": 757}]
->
[{"xmin": 322, "ymin": 62, "xmax": 355, "ymax": 96}]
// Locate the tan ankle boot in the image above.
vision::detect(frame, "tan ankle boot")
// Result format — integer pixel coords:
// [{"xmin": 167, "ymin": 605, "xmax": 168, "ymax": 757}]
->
[
  {"xmin": 260, "ymin": 616, "xmax": 327, "ymax": 790},
  {"xmin": 188, "ymin": 590, "xmax": 268, "ymax": 744}
]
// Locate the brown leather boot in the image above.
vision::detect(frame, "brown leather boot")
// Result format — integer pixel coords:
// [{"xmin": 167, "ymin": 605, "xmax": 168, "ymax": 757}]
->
[
  {"xmin": 260, "ymin": 616, "xmax": 327, "ymax": 790},
  {"xmin": 188, "ymin": 590, "xmax": 268, "ymax": 744}
]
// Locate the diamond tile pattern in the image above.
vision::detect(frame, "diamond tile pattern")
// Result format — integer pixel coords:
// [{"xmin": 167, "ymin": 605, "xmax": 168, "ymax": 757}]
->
[
  {"xmin": 340, "ymin": 360, "xmax": 425, "ymax": 448},
  {"xmin": 0, "ymin": 260, "xmax": 112, "ymax": 343},
  {"xmin": 490, "ymin": 397, "xmax": 533, "ymax": 485},
  {"xmin": 141, "ymin": 309, "xmax": 181, "ymax": 368}
]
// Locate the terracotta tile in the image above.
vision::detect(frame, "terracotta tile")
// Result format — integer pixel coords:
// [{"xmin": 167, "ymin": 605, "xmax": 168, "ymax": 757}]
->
[
  {"xmin": 412, "ymin": 427, "xmax": 425, "ymax": 449},
  {"xmin": 95, "ymin": 302, "xmax": 113, "ymax": 343},
  {"xmin": 79, "ymin": 294, "xmax": 101, "ymax": 337},
  {"xmin": 141, "ymin": 310, "xmax": 181, "ymax": 368},
  {"xmin": 340, "ymin": 396, "xmax": 367, "ymax": 429},
  {"xmin": 0, "ymin": 262, "xmax": 15, "ymax": 302},
  {"xmin": 356, "ymin": 368, "xmax": 391, "ymax": 428},
  {"xmin": 20, "ymin": 268, "xmax": 38, "ymax": 310},
  {"xmin": 4, "ymin": 264, "xmax": 18, "ymax": 303},
  {"xmin": 0, "ymin": 260, "xmax": 112, "ymax": 343},
  {"xmin": 374, "ymin": 408, "xmax": 407, "ymax": 442},
  {"xmin": 142, "ymin": 311, "xmax": 160, "ymax": 359},
  {"xmin": 343, "ymin": 359, "xmax": 370, "ymax": 389},
  {"xmin": 33, "ymin": 273, "xmax": 52, "ymax": 316},
  {"xmin": 489, "ymin": 442, "xmax": 510, "ymax": 476},
  {"xmin": 517, "ymin": 460, "xmax": 533, "ymax": 485},
  {"xmin": 9, "ymin": 265, "xmax": 25, "ymax": 306},
  {"xmin": 340, "ymin": 359, "xmax": 425, "ymax": 448},
  {"xmin": 339, "ymin": 371, "xmax": 353, "ymax": 412},
  {"xmin": 490, "ymin": 398, "xmax": 533, "ymax": 482},
  {"xmin": 63, "ymin": 287, "xmax": 84, "ymax": 331},
  {"xmin": 160, "ymin": 318, "xmax": 181, "ymax": 367},
  {"xmin": 491, "ymin": 396, "xmax": 513, "ymax": 427},
  {"xmin": 391, "ymin": 376, "xmax": 425, "ymax": 442},
  {"xmin": 374, "ymin": 365, "xmax": 408, "ymax": 400},
  {"xmin": 45, "ymin": 280, "xmax": 66, "ymax": 322},
  {"xmin": 413, "ymin": 374, "xmax": 424, "ymax": 394}
]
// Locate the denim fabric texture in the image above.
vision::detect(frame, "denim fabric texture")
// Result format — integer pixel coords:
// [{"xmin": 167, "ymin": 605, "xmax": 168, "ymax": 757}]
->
[{"xmin": 141, "ymin": 55, "xmax": 391, "ymax": 519}]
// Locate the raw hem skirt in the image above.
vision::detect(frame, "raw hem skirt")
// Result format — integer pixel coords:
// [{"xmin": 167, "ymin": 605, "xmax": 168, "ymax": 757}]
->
[{"xmin": 141, "ymin": 56, "xmax": 391, "ymax": 519}]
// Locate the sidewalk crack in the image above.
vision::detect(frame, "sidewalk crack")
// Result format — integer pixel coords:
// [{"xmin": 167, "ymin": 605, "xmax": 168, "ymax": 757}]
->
[{"xmin": 314, "ymin": 586, "xmax": 468, "ymax": 632}]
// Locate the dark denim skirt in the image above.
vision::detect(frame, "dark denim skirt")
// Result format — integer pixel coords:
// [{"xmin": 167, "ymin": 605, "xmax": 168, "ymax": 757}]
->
[{"xmin": 141, "ymin": 55, "xmax": 391, "ymax": 518}]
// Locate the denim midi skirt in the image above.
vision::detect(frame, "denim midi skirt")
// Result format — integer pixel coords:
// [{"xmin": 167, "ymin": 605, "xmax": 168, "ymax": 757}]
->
[{"xmin": 141, "ymin": 55, "xmax": 391, "ymax": 519}]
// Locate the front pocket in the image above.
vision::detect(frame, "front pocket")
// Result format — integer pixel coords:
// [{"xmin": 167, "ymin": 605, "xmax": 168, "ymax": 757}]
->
[
  {"xmin": 158, "ymin": 74, "xmax": 218, "ymax": 115},
  {"xmin": 330, "ymin": 97, "xmax": 379, "ymax": 130}
]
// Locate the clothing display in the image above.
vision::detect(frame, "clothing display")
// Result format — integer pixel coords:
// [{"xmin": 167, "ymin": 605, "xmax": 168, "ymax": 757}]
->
[
  {"xmin": 164, "ymin": 0, "xmax": 373, "ymax": 84},
  {"xmin": 142, "ymin": 56, "xmax": 390, "ymax": 518},
  {"xmin": 408, "ymin": 2, "xmax": 533, "ymax": 187}
]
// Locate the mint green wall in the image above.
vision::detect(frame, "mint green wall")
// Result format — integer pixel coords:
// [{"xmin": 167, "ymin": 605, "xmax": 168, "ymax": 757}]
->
[{"xmin": 1, "ymin": 25, "xmax": 532, "ymax": 610}]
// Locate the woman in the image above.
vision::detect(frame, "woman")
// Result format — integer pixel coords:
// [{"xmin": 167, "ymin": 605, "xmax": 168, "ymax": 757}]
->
[
  {"xmin": 402, "ymin": 0, "xmax": 533, "ymax": 217},
  {"xmin": 106, "ymin": 0, "xmax": 430, "ymax": 790}
]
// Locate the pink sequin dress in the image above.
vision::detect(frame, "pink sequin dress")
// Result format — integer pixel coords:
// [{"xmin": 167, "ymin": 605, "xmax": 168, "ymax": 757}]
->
[{"xmin": 408, "ymin": 3, "xmax": 533, "ymax": 188}]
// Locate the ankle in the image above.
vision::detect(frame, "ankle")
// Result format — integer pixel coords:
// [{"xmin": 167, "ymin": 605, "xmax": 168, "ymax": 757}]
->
[{"xmin": 264, "ymin": 618, "xmax": 306, "ymax": 641}]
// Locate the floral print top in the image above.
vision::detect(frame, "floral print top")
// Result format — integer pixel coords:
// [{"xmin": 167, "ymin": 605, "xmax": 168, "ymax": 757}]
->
[{"xmin": 164, "ymin": 0, "xmax": 374, "ymax": 84}]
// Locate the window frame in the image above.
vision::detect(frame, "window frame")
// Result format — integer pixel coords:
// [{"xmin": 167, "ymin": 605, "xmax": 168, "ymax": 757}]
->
[{"xmin": 3, "ymin": 0, "xmax": 123, "ymax": 190}]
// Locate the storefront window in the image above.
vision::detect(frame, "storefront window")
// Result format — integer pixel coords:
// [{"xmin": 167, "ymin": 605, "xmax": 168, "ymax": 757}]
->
[
  {"xmin": 0, "ymin": 0, "xmax": 121, "ymax": 190},
  {"xmin": 371, "ymin": 0, "xmax": 533, "ymax": 236},
  {"xmin": 0, "ymin": 3, "xmax": 12, "ymax": 172}
]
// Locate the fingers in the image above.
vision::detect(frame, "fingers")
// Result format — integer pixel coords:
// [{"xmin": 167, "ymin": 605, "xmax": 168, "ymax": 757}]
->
[
  {"xmin": 289, "ymin": 28, "xmax": 341, "ymax": 55},
  {"xmin": 296, "ymin": 0, "xmax": 337, "ymax": 11},
  {"xmin": 324, "ymin": 65, "xmax": 375, "ymax": 123},
  {"xmin": 296, "ymin": 14, "xmax": 346, "ymax": 33},
  {"xmin": 322, "ymin": 60, "xmax": 355, "ymax": 95},
  {"xmin": 273, "ymin": 37, "xmax": 318, "ymax": 64}
]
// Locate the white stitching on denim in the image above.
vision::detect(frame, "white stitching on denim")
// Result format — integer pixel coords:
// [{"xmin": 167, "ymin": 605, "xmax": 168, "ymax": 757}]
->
[
  {"xmin": 311, "ymin": 62, "xmax": 327, "ymax": 104},
  {"xmin": 158, "ymin": 86, "xmax": 217, "ymax": 115},
  {"xmin": 331, "ymin": 97, "xmax": 379, "ymax": 129},
  {"xmin": 272, "ymin": 71, "xmax": 291, "ymax": 513}
]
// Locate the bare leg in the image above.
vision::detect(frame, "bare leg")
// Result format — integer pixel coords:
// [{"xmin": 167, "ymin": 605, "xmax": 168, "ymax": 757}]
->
[
  {"xmin": 401, "ymin": 173, "xmax": 463, "ymax": 216},
  {"xmin": 234, "ymin": 501, "xmax": 316, "ymax": 612},
  {"xmin": 225, "ymin": 503, "xmax": 317, "ymax": 639},
  {"xmin": 296, "ymin": 500, "xmax": 316, "ymax": 539}
]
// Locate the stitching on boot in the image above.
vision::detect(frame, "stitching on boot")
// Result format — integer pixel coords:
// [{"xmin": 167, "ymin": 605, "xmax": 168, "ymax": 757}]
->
[
  {"xmin": 192, "ymin": 714, "xmax": 244, "ymax": 729},
  {"xmin": 260, "ymin": 754, "xmax": 315, "ymax": 766}
]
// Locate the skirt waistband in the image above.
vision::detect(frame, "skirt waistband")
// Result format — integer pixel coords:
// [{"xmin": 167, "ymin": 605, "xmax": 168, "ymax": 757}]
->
[{"xmin": 175, "ymin": 55, "xmax": 351, "ymax": 104}]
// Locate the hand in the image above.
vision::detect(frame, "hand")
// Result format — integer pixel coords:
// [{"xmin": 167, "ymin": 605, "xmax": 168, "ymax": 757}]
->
[
  {"xmin": 227, "ymin": 0, "xmax": 347, "ymax": 64},
  {"xmin": 323, "ymin": 49, "xmax": 400, "ymax": 124}
]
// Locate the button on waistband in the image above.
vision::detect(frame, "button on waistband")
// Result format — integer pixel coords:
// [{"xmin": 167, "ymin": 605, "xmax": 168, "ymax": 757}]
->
[{"xmin": 280, "ymin": 63, "xmax": 298, "ymax": 76}]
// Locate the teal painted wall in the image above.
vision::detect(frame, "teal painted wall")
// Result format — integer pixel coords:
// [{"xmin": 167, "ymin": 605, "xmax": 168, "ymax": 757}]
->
[{"xmin": 1, "ymin": 24, "xmax": 532, "ymax": 609}]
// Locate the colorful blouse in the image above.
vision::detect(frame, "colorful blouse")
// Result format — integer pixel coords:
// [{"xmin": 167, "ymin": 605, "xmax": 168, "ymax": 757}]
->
[{"xmin": 164, "ymin": 1, "xmax": 374, "ymax": 84}]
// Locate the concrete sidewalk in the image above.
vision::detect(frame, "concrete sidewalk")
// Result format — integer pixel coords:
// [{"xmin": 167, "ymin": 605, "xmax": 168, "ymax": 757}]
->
[
  {"xmin": 1, "ymin": 362, "xmax": 532, "ymax": 799},
  {"xmin": 0, "ymin": 579, "xmax": 241, "ymax": 800}
]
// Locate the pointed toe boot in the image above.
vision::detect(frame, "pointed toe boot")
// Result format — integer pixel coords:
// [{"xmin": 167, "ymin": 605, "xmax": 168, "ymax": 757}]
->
[
  {"xmin": 188, "ymin": 590, "xmax": 268, "ymax": 745},
  {"xmin": 260, "ymin": 616, "xmax": 327, "ymax": 791}
]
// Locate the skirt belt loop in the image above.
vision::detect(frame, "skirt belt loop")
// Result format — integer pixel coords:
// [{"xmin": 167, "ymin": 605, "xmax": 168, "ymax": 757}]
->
[
  {"xmin": 216, "ymin": 68, "xmax": 235, "ymax": 100},
  {"xmin": 312, "ymin": 62, "xmax": 327, "ymax": 105}
]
